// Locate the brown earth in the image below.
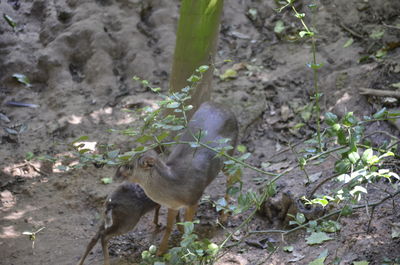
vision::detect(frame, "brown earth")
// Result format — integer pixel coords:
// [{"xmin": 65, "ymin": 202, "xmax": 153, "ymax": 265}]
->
[{"xmin": 1, "ymin": 0, "xmax": 400, "ymax": 264}]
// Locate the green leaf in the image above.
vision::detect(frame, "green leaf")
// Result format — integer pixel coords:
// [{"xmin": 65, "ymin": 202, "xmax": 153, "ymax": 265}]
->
[
  {"xmin": 375, "ymin": 48, "xmax": 387, "ymax": 58},
  {"xmin": 308, "ymin": 258, "xmax": 325, "ymax": 265},
  {"xmin": 343, "ymin": 38, "xmax": 354, "ymax": 48},
  {"xmin": 372, "ymin": 108, "xmax": 387, "ymax": 119},
  {"xmin": 274, "ymin": 20, "xmax": 285, "ymax": 34},
  {"xmin": 332, "ymin": 123, "xmax": 341, "ymax": 131},
  {"xmin": 308, "ymin": 249, "xmax": 328, "ymax": 265},
  {"xmin": 150, "ymin": 87, "xmax": 161, "ymax": 93},
  {"xmin": 72, "ymin": 135, "xmax": 89, "ymax": 144},
  {"xmin": 341, "ymin": 205, "xmax": 353, "ymax": 216},
  {"xmin": 26, "ymin": 152, "xmax": 35, "ymax": 161},
  {"xmin": 247, "ymin": 8, "xmax": 258, "ymax": 21},
  {"xmin": 306, "ymin": 232, "xmax": 332, "ymax": 245},
  {"xmin": 197, "ymin": 65, "xmax": 209, "ymax": 73},
  {"xmin": 187, "ymin": 75, "xmax": 201, "ymax": 83},
  {"xmin": 295, "ymin": 13, "xmax": 305, "ymax": 19},
  {"xmin": 369, "ymin": 29, "xmax": 385, "ymax": 40},
  {"xmin": 353, "ymin": 261, "xmax": 369, "ymax": 265},
  {"xmin": 166, "ymin": 101, "xmax": 180, "ymax": 108},
  {"xmin": 348, "ymin": 152, "xmax": 360, "ymax": 164},
  {"xmin": 12, "ymin": 73, "xmax": 32, "ymax": 87},
  {"xmin": 283, "ymin": 246, "xmax": 294, "ymax": 252},
  {"xmin": 156, "ymin": 131, "xmax": 170, "ymax": 142},
  {"xmin": 136, "ymin": 135, "xmax": 152, "ymax": 144},
  {"xmin": 299, "ymin": 31, "xmax": 313, "ymax": 37},
  {"xmin": 296, "ymin": 213, "xmax": 306, "ymax": 224},
  {"xmin": 219, "ymin": 68, "xmax": 238, "ymax": 80},
  {"xmin": 343, "ymin": 112, "xmax": 357, "ymax": 126},
  {"xmin": 391, "ymin": 82, "xmax": 400, "ymax": 89},
  {"xmin": 3, "ymin": 14, "xmax": 17, "ymax": 28},
  {"xmin": 101, "ymin": 177, "xmax": 113, "ymax": 184},
  {"xmin": 324, "ymin": 112, "xmax": 338, "ymax": 125},
  {"xmin": 361, "ymin": 149, "xmax": 373, "ymax": 164},
  {"xmin": 107, "ymin": 149, "xmax": 120, "ymax": 159},
  {"xmin": 335, "ymin": 158, "xmax": 351, "ymax": 174},
  {"xmin": 237, "ymin": 145, "xmax": 246, "ymax": 153},
  {"xmin": 350, "ymin": 185, "xmax": 367, "ymax": 196}
]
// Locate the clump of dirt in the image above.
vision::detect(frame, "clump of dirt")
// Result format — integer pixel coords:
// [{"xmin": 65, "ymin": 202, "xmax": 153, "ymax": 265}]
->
[{"xmin": 1, "ymin": 0, "xmax": 400, "ymax": 264}]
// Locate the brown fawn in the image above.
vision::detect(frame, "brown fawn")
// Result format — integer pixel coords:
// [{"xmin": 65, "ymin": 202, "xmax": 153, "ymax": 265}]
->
[
  {"xmin": 76, "ymin": 182, "xmax": 159, "ymax": 265},
  {"xmin": 116, "ymin": 101, "xmax": 239, "ymax": 255}
]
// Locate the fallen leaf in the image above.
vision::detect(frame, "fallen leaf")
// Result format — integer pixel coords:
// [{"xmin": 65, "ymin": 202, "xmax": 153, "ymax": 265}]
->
[
  {"xmin": 281, "ymin": 104, "xmax": 290, "ymax": 121},
  {"xmin": 306, "ymin": 232, "xmax": 332, "ymax": 245},
  {"xmin": 391, "ymin": 222, "xmax": 400, "ymax": 238},
  {"xmin": 274, "ymin": 20, "xmax": 285, "ymax": 34},
  {"xmin": 12, "ymin": 73, "xmax": 32, "ymax": 87},
  {"xmin": 220, "ymin": 68, "xmax": 238, "ymax": 80},
  {"xmin": 288, "ymin": 251, "xmax": 305, "ymax": 263},
  {"xmin": 101, "ymin": 177, "xmax": 113, "ymax": 184},
  {"xmin": 343, "ymin": 38, "xmax": 354, "ymax": 48},
  {"xmin": 283, "ymin": 245, "xmax": 294, "ymax": 252}
]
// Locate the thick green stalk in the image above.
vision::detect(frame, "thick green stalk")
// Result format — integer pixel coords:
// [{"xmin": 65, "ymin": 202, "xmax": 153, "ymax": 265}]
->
[{"xmin": 169, "ymin": 0, "xmax": 224, "ymax": 118}]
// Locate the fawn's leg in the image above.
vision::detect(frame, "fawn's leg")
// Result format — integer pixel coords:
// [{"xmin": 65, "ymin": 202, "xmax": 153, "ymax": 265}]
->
[
  {"xmin": 153, "ymin": 205, "xmax": 161, "ymax": 226},
  {"xmin": 101, "ymin": 236, "xmax": 110, "ymax": 265},
  {"xmin": 184, "ymin": 204, "xmax": 198, "ymax": 222},
  {"xmin": 157, "ymin": 208, "xmax": 178, "ymax": 255},
  {"xmin": 76, "ymin": 226, "xmax": 102, "ymax": 265}
]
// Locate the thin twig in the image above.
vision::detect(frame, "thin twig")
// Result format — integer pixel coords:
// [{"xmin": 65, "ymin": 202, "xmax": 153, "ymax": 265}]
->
[
  {"xmin": 339, "ymin": 22, "xmax": 365, "ymax": 39},
  {"xmin": 308, "ymin": 173, "xmax": 341, "ymax": 197}
]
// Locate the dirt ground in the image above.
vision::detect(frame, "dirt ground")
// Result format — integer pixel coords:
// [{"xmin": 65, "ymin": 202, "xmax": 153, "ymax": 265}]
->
[{"xmin": 1, "ymin": 0, "xmax": 400, "ymax": 264}]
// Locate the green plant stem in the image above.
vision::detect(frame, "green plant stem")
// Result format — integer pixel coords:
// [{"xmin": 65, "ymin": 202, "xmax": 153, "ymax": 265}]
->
[{"xmin": 250, "ymin": 189, "xmax": 400, "ymax": 235}]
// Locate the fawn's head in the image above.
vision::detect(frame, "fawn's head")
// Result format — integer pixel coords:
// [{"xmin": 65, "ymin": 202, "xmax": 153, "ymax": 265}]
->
[{"xmin": 115, "ymin": 150, "xmax": 158, "ymax": 182}]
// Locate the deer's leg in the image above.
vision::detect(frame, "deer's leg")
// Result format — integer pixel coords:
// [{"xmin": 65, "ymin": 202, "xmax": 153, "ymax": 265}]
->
[{"xmin": 157, "ymin": 208, "xmax": 178, "ymax": 256}]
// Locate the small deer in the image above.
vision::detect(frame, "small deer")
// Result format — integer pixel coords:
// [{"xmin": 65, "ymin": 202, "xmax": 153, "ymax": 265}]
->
[
  {"xmin": 116, "ymin": 101, "xmax": 239, "ymax": 255},
  {"xmin": 76, "ymin": 182, "xmax": 159, "ymax": 265}
]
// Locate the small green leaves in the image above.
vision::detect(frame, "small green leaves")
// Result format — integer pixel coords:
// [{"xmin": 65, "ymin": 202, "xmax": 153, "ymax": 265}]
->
[
  {"xmin": 324, "ymin": 112, "xmax": 338, "ymax": 125},
  {"xmin": 295, "ymin": 13, "xmax": 305, "ymax": 19},
  {"xmin": 13, "ymin": 73, "xmax": 32, "ymax": 87},
  {"xmin": 306, "ymin": 232, "xmax": 332, "ymax": 245},
  {"xmin": 101, "ymin": 177, "xmax": 113, "ymax": 184},
  {"xmin": 3, "ymin": 14, "xmax": 17, "ymax": 28}
]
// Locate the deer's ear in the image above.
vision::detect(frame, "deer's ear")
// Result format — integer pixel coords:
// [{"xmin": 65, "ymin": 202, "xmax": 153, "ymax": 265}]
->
[
  {"xmin": 140, "ymin": 156, "xmax": 155, "ymax": 169},
  {"xmin": 115, "ymin": 165, "xmax": 130, "ymax": 178}
]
